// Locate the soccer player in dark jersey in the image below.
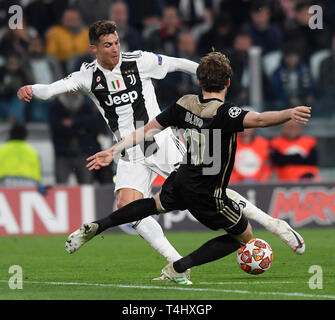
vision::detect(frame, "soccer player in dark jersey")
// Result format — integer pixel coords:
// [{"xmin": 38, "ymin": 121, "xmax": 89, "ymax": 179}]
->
[
  {"xmin": 65, "ymin": 51, "xmax": 311, "ymax": 285},
  {"xmin": 19, "ymin": 21, "xmax": 306, "ymax": 281}
]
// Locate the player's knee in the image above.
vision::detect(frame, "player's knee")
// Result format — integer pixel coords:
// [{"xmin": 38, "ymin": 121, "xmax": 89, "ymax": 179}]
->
[
  {"xmin": 116, "ymin": 189, "xmax": 144, "ymax": 209},
  {"xmin": 116, "ymin": 197, "xmax": 131, "ymax": 209}
]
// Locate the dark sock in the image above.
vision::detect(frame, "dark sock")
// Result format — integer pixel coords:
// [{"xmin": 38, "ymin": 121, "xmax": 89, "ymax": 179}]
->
[
  {"xmin": 94, "ymin": 198, "xmax": 158, "ymax": 235},
  {"xmin": 173, "ymin": 234, "xmax": 242, "ymax": 273}
]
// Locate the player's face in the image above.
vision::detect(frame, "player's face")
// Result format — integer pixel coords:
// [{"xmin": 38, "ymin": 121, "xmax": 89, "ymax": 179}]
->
[{"xmin": 93, "ymin": 32, "xmax": 121, "ymax": 69}]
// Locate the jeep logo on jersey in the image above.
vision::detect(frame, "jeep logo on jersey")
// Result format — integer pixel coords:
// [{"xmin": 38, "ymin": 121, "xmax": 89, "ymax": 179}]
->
[{"xmin": 104, "ymin": 90, "xmax": 138, "ymax": 106}]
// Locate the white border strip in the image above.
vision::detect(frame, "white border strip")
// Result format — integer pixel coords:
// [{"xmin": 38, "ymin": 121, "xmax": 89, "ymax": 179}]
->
[{"xmin": 1, "ymin": 280, "xmax": 334, "ymax": 299}]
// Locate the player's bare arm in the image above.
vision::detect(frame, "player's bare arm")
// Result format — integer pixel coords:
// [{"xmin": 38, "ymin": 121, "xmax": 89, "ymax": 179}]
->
[
  {"xmin": 86, "ymin": 118, "xmax": 164, "ymax": 171},
  {"xmin": 243, "ymin": 106, "xmax": 311, "ymax": 129}
]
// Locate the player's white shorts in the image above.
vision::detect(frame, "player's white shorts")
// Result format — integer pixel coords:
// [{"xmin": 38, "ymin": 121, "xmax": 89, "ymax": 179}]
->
[{"xmin": 115, "ymin": 128, "xmax": 185, "ymax": 197}]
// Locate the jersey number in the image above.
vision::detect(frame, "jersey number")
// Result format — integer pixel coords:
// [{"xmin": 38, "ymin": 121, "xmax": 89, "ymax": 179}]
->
[{"xmin": 183, "ymin": 129, "xmax": 206, "ymax": 165}]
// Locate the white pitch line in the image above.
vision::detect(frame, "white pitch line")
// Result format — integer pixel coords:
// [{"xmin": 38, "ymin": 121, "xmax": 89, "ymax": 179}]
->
[
  {"xmin": 200, "ymin": 280, "xmax": 335, "ymax": 285},
  {"xmin": 199, "ymin": 281, "xmax": 298, "ymax": 285},
  {"xmin": 0, "ymin": 280, "xmax": 334, "ymax": 299}
]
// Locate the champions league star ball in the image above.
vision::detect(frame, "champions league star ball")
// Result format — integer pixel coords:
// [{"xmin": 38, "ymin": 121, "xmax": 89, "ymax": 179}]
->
[{"xmin": 237, "ymin": 238, "xmax": 273, "ymax": 275}]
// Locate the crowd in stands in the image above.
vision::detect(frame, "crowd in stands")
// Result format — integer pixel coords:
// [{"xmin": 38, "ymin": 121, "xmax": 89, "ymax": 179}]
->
[
  {"xmin": 0, "ymin": 0, "xmax": 330, "ymax": 185},
  {"xmin": 1, "ymin": 0, "xmax": 335, "ymax": 121},
  {"xmin": 230, "ymin": 119, "xmax": 320, "ymax": 184}
]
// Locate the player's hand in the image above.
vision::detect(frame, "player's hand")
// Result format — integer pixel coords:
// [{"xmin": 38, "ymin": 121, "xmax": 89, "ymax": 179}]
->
[
  {"xmin": 291, "ymin": 106, "xmax": 311, "ymax": 125},
  {"xmin": 17, "ymin": 85, "xmax": 33, "ymax": 103},
  {"xmin": 86, "ymin": 149, "xmax": 115, "ymax": 171}
]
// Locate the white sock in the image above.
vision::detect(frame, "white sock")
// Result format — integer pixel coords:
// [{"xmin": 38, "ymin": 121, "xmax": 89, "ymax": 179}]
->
[
  {"xmin": 132, "ymin": 216, "xmax": 183, "ymax": 262},
  {"xmin": 226, "ymin": 188, "xmax": 278, "ymax": 233}
]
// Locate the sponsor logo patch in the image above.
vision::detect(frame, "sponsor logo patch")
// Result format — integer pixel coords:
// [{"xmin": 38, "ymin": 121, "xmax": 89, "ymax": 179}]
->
[
  {"xmin": 228, "ymin": 106, "xmax": 242, "ymax": 118},
  {"xmin": 111, "ymin": 79, "xmax": 121, "ymax": 90},
  {"xmin": 155, "ymin": 53, "xmax": 163, "ymax": 65},
  {"xmin": 104, "ymin": 90, "xmax": 138, "ymax": 107}
]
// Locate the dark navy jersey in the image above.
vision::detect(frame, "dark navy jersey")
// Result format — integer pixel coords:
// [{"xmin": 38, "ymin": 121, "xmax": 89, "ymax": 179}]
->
[{"xmin": 156, "ymin": 94, "xmax": 249, "ymax": 197}]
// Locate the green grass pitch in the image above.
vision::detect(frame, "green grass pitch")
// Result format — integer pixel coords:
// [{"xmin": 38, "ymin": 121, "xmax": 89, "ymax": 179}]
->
[{"xmin": 1, "ymin": 228, "xmax": 334, "ymax": 300}]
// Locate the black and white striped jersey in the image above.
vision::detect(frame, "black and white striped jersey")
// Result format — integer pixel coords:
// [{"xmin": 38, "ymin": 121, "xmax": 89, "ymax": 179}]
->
[{"xmin": 60, "ymin": 51, "xmax": 186, "ymax": 160}]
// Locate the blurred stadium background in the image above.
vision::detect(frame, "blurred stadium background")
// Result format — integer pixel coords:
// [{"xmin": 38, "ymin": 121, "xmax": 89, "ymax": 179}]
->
[{"xmin": 0, "ymin": 0, "xmax": 335, "ymax": 249}]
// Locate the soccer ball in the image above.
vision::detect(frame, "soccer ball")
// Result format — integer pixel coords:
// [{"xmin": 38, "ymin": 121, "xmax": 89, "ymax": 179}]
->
[{"xmin": 237, "ymin": 238, "xmax": 273, "ymax": 275}]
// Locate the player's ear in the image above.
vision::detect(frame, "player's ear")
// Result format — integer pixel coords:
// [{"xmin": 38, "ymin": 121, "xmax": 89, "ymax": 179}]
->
[
  {"xmin": 226, "ymin": 78, "xmax": 231, "ymax": 89},
  {"xmin": 89, "ymin": 44, "xmax": 97, "ymax": 54}
]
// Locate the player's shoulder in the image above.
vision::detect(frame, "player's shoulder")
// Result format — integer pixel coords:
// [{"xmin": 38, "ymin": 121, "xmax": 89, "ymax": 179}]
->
[
  {"xmin": 80, "ymin": 60, "xmax": 97, "ymax": 72},
  {"xmin": 177, "ymin": 95, "xmax": 226, "ymax": 119},
  {"xmin": 218, "ymin": 102, "xmax": 245, "ymax": 118},
  {"xmin": 220, "ymin": 101, "xmax": 239, "ymax": 111},
  {"xmin": 122, "ymin": 50, "xmax": 165, "ymax": 66},
  {"xmin": 176, "ymin": 94, "xmax": 198, "ymax": 107},
  {"xmin": 175, "ymin": 94, "xmax": 200, "ymax": 115},
  {"xmin": 60, "ymin": 60, "xmax": 95, "ymax": 89},
  {"xmin": 121, "ymin": 50, "xmax": 144, "ymax": 61}
]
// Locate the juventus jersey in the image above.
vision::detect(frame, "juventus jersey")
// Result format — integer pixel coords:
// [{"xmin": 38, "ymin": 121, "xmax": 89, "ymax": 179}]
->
[{"xmin": 59, "ymin": 51, "xmax": 187, "ymax": 160}]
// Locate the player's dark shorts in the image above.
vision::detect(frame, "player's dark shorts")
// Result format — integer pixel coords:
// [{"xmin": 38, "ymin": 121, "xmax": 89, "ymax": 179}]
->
[{"xmin": 159, "ymin": 171, "xmax": 248, "ymax": 235}]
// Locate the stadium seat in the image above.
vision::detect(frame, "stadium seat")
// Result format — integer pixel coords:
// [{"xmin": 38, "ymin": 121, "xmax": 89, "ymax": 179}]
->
[
  {"xmin": 28, "ymin": 139, "xmax": 55, "ymax": 185},
  {"xmin": 309, "ymin": 49, "xmax": 332, "ymax": 82},
  {"xmin": 262, "ymin": 50, "xmax": 282, "ymax": 79}
]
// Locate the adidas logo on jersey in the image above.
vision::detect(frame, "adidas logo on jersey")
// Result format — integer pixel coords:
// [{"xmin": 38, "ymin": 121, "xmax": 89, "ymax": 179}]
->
[
  {"xmin": 104, "ymin": 90, "xmax": 139, "ymax": 107},
  {"xmin": 95, "ymin": 83, "xmax": 105, "ymax": 90}
]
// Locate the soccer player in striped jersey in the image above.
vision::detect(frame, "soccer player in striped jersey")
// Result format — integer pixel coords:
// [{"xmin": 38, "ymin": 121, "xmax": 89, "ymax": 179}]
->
[
  {"xmin": 18, "ymin": 22, "xmax": 304, "ymax": 282},
  {"xmin": 18, "ymin": 20, "xmax": 197, "ymax": 280},
  {"xmin": 65, "ymin": 52, "xmax": 308, "ymax": 284}
]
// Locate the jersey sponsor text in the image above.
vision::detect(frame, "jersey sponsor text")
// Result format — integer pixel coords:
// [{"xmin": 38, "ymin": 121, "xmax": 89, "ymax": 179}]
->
[{"xmin": 104, "ymin": 90, "xmax": 139, "ymax": 107}]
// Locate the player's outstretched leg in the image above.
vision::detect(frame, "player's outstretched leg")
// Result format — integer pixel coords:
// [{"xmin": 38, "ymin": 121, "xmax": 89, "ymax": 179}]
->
[
  {"xmin": 65, "ymin": 198, "xmax": 158, "ymax": 253},
  {"xmin": 65, "ymin": 223, "xmax": 99, "ymax": 254},
  {"xmin": 164, "ymin": 227, "xmax": 251, "ymax": 285},
  {"xmin": 226, "ymin": 188, "xmax": 305, "ymax": 254}
]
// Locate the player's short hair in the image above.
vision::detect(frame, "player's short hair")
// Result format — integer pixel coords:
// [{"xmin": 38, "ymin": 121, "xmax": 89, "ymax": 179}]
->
[
  {"xmin": 89, "ymin": 20, "xmax": 117, "ymax": 45},
  {"xmin": 196, "ymin": 51, "xmax": 233, "ymax": 93}
]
